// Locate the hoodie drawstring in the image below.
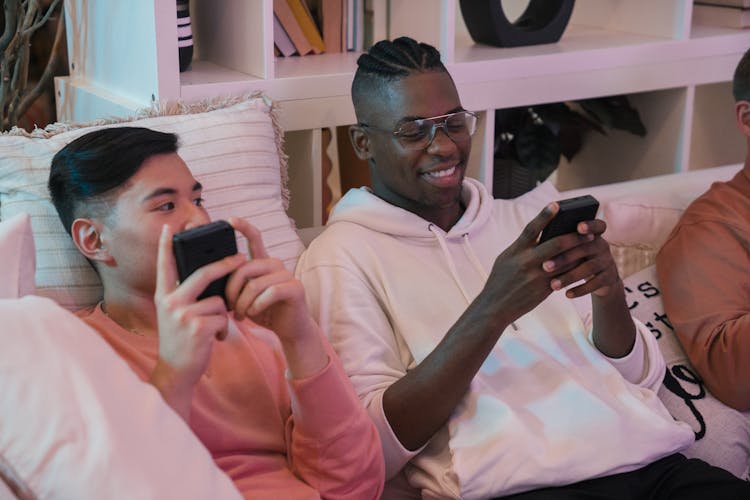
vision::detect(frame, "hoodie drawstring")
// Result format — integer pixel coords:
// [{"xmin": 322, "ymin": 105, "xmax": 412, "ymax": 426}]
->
[
  {"xmin": 428, "ymin": 224, "xmax": 474, "ymax": 304},
  {"xmin": 461, "ymin": 233, "xmax": 488, "ymax": 282},
  {"xmin": 427, "ymin": 227, "xmax": 518, "ymax": 331}
]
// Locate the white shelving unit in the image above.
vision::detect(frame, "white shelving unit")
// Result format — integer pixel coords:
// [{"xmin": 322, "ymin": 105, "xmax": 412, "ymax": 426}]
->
[{"xmin": 56, "ymin": 0, "xmax": 750, "ymax": 228}]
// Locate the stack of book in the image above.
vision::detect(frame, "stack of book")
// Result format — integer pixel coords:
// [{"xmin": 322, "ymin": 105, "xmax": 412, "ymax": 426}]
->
[
  {"xmin": 693, "ymin": 0, "xmax": 750, "ymax": 28},
  {"xmin": 274, "ymin": 0, "xmax": 365, "ymax": 57}
]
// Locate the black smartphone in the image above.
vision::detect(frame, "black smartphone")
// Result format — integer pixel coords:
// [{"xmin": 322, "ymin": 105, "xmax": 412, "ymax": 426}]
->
[
  {"xmin": 173, "ymin": 220, "xmax": 238, "ymax": 301},
  {"xmin": 538, "ymin": 195, "xmax": 600, "ymax": 243}
]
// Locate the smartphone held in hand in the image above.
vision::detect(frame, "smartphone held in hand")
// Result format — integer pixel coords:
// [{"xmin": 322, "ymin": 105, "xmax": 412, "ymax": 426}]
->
[
  {"xmin": 173, "ymin": 220, "xmax": 238, "ymax": 301},
  {"xmin": 539, "ymin": 195, "xmax": 600, "ymax": 243}
]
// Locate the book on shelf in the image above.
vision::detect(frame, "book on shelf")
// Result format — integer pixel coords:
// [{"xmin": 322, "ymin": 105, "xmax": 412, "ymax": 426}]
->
[
  {"xmin": 694, "ymin": 0, "xmax": 750, "ymax": 7},
  {"xmin": 287, "ymin": 0, "xmax": 326, "ymax": 54},
  {"xmin": 346, "ymin": 0, "xmax": 365, "ymax": 52},
  {"xmin": 363, "ymin": 0, "xmax": 378, "ymax": 49},
  {"xmin": 341, "ymin": 0, "xmax": 349, "ymax": 52},
  {"xmin": 321, "ymin": 0, "xmax": 345, "ymax": 53},
  {"xmin": 693, "ymin": 3, "xmax": 750, "ymax": 28},
  {"xmin": 346, "ymin": 0, "xmax": 354, "ymax": 50},
  {"xmin": 274, "ymin": 13, "xmax": 297, "ymax": 57},
  {"xmin": 274, "ymin": 0, "xmax": 313, "ymax": 55}
]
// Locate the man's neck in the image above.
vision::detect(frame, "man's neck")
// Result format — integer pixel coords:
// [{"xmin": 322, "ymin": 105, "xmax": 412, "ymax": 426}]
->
[
  {"xmin": 422, "ymin": 197, "xmax": 466, "ymax": 232},
  {"xmin": 101, "ymin": 283, "xmax": 158, "ymax": 337}
]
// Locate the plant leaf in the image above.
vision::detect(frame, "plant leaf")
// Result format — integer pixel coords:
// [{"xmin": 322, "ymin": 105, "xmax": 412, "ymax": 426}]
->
[
  {"xmin": 515, "ymin": 124, "xmax": 560, "ymax": 172},
  {"xmin": 494, "ymin": 107, "xmax": 530, "ymax": 133},
  {"xmin": 579, "ymin": 96, "xmax": 647, "ymax": 137},
  {"xmin": 557, "ymin": 124, "xmax": 585, "ymax": 162}
]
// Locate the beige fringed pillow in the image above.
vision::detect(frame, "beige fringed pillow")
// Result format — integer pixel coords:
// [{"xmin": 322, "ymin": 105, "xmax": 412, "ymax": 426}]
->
[
  {"xmin": 0, "ymin": 94, "xmax": 304, "ymax": 311},
  {"xmin": 599, "ymin": 195, "xmax": 687, "ymax": 279},
  {"xmin": 609, "ymin": 242, "xmax": 659, "ymax": 279}
]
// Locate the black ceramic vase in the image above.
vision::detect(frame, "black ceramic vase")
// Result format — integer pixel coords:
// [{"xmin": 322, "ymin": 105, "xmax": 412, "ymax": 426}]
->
[{"xmin": 459, "ymin": 0, "xmax": 576, "ymax": 48}]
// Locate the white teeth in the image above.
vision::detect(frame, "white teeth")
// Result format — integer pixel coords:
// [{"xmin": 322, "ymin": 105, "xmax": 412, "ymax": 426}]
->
[{"xmin": 425, "ymin": 166, "xmax": 456, "ymax": 178}]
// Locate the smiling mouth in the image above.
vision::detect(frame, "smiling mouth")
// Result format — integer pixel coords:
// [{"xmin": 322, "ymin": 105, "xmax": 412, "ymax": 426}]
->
[{"xmin": 423, "ymin": 166, "xmax": 457, "ymax": 179}]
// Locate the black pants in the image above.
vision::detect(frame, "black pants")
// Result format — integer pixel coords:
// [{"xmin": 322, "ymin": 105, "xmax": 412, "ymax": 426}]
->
[{"xmin": 496, "ymin": 454, "xmax": 750, "ymax": 500}]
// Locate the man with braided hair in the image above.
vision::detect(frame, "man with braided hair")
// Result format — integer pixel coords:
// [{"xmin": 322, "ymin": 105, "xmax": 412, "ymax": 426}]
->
[{"xmin": 297, "ymin": 37, "xmax": 750, "ymax": 498}]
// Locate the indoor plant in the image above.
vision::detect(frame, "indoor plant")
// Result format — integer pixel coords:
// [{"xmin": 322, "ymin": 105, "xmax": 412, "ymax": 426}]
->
[{"xmin": 493, "ymin": 95, "xmax": 647, "ymax": 198}]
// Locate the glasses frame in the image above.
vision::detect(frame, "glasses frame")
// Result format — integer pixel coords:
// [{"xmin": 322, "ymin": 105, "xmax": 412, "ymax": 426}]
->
[{"xmin": 359, "ymin": 110, "xmax": 478, "ymax": 150}]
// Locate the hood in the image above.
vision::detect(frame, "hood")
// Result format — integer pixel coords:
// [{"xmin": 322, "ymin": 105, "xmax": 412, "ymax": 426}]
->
[{"xmin": 327, "ymin": 177, "xmax": 494, "ymax": 239}]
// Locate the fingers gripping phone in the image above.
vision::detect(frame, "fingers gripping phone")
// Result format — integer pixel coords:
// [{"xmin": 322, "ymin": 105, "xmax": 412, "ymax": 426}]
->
[
  {"xmin": 538, "ymin": 195, "xmax": 600, "ymax": 243},
  {"xmin": 173, "ymin": 220, "xmax": 238, "ymax": 301}
]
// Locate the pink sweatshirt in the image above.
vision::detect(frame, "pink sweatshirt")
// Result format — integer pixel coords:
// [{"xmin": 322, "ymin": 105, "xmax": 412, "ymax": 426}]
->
[{"xmin": 79, "ymin": 304, "xmax": 384, "ymax": 499}]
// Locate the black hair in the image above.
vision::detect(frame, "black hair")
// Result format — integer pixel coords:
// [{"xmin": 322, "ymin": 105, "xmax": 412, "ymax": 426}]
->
[
  {"xmin": 48, "ymin": 126, "xmax": 179, "ymax": 233},
  {"xmin": 733, "ymin": 47, "xmax": 750, "ymax": 102},
  {"xmin": 351, "ymin": 37, "xmax": 449, "ymax": 117}
]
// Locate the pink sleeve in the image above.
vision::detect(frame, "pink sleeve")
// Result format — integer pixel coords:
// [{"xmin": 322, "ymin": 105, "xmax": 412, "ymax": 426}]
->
[{"xmin": 285, "ymin": 343, "xmax": 385, "ymax": 499}]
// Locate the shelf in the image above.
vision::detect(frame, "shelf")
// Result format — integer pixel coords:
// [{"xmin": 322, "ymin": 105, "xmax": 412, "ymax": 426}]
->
[
  {"xmin": 453, "ymin": 26, "xmax": 750, "ymax": 110},
  {"xmin": 554, "ymin": 88, "xmax": 688, "ymax": 191},
  {"xmin": 690, "ymin": 23, "xmax": 750, "ymax": 40},
  {"xmin": 57, "ymin": 0, "xmax": 750, "ymax": 229},
  {"xmin": 274, "ymin": 52, "xmax": 360, "ymax": 80},
  {"xmin": 453, "ymin": 24, "xmax": 671, "ymax": 66},
  {"xmin": 178, "ymin": 22, "xmax": 750, "ymax": 123},
  {"xmin": 180, "ymin": 60, "xmax": 262, "ymax": 87}
]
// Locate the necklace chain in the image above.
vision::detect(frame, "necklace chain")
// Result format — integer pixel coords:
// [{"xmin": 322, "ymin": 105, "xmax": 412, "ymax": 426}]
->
[
  {"xmin": 101, "ymin": 302, "xmax": 145, "ymax": 336},
  {"xmin": 100, "ymin": 302, "xmax": 213, "ymax": 377}
]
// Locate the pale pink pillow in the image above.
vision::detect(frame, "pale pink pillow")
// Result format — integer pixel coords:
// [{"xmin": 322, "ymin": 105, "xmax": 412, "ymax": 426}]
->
[
  {"xmin": 0, "ymin": 295, "xmax": 243, "ymax": 499},
  {"xmin": 0, "ymin": 213, "xmax": 35, "ymax": 299}
]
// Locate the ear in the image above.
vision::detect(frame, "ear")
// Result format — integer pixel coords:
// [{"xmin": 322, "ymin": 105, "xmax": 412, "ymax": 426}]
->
[
  {"xmin": 735, "ymin": 101, "xmax": 750, "ymax": 138},
  {"xmin": 349, "ymin": 124, "xmax": 373, "ymax": 161},
  {"xmin": 71, "ymin": 218, "xmax": 112, "ymax": 264}
]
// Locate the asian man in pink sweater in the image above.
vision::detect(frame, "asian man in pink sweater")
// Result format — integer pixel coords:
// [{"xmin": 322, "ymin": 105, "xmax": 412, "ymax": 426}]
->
[{"xmin": 48, "ymin": 126, "xmax": 384, "ymax": 499}]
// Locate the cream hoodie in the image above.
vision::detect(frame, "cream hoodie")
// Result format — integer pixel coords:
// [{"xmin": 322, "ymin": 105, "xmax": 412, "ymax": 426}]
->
[{"xmin": 296, "ymin": 179, "xmax": 694, "ymax": 499}]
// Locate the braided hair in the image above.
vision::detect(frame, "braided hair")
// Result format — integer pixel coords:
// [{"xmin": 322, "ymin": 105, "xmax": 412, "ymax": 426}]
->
[
  {"xmin": 351, "ymin": 37, "xmax": 449, "ymax": 116},
  {"xmin": 733, "ymin": 47, "xmax": 750, "ymax": 103}
]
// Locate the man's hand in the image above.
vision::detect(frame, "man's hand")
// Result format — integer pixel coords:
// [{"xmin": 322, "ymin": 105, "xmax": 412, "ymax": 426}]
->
[
  {"xmin": 537, "ymin": 217, "xmax": 621, "ymax": 298},
  {"xmin": 481, "ymin": 202, "xmax": 597, "ymax": 328},
  {"xmin": 536, "ymin": 212, "xmax": 634, "ymax": 358},
  {"xmin": 151, "ymin": 224, "xmax": 245, "ymax": 418},
  {"xmin": 224, "ymin": 217, "xmax": 327, "ymax": 378}
]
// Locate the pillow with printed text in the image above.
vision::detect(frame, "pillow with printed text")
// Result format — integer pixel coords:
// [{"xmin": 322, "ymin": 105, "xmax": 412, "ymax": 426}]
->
[{"xmin": 624, "ymin": 265, "xmax": 750, "ymax": 480}]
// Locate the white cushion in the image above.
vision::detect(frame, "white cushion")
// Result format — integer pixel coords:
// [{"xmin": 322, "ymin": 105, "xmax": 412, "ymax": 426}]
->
[
  {"xmin": 0, "ymin": 295, "xmax": 242, "ymax": 499},
  {"xmin": 0, "ymin": 213, "xmax": 35, "ymax": 299},
  {"xmin": 624, "ymin": 265, "xmax": 750, "ymax": 479},
  {"xmin": 0, "ymin": 95, "xmax": 305, "ymax": 311},
  {"xmin": 602, "ymin": 201, "xmax": 685, "ymax": 249}
]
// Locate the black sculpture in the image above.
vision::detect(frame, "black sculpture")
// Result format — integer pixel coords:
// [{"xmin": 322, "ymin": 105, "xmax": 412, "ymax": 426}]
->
[{"xmin": 459, "ymin": 0, "xmax": 576, "ymax": 47}]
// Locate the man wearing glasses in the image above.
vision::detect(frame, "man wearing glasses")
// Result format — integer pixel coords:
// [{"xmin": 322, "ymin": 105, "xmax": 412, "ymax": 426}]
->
[{"xmin": 296, "ymin": 37, "xmax": 750, "ymax": 499}]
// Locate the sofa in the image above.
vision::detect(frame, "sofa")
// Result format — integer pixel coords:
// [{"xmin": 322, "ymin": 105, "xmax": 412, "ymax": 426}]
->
[
  {"xmin": 566, "ymin": 164, "xmax": 750, "ymax": 481},
  {"xmin": 0, "ymin": 95, "xmax": 748, "ymax": 498}
]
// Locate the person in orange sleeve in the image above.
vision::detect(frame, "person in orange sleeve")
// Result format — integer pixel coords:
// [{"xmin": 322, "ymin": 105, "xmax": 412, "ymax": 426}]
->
[{"xmin": 657, "ymin": 47, "xmax": 750, "ymax": 412}]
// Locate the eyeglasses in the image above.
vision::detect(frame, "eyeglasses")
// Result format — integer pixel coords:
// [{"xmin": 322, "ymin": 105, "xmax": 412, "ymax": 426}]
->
[{"xmin": 360, "ymin": 110, "xmax": 478, "ymax": 150}]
